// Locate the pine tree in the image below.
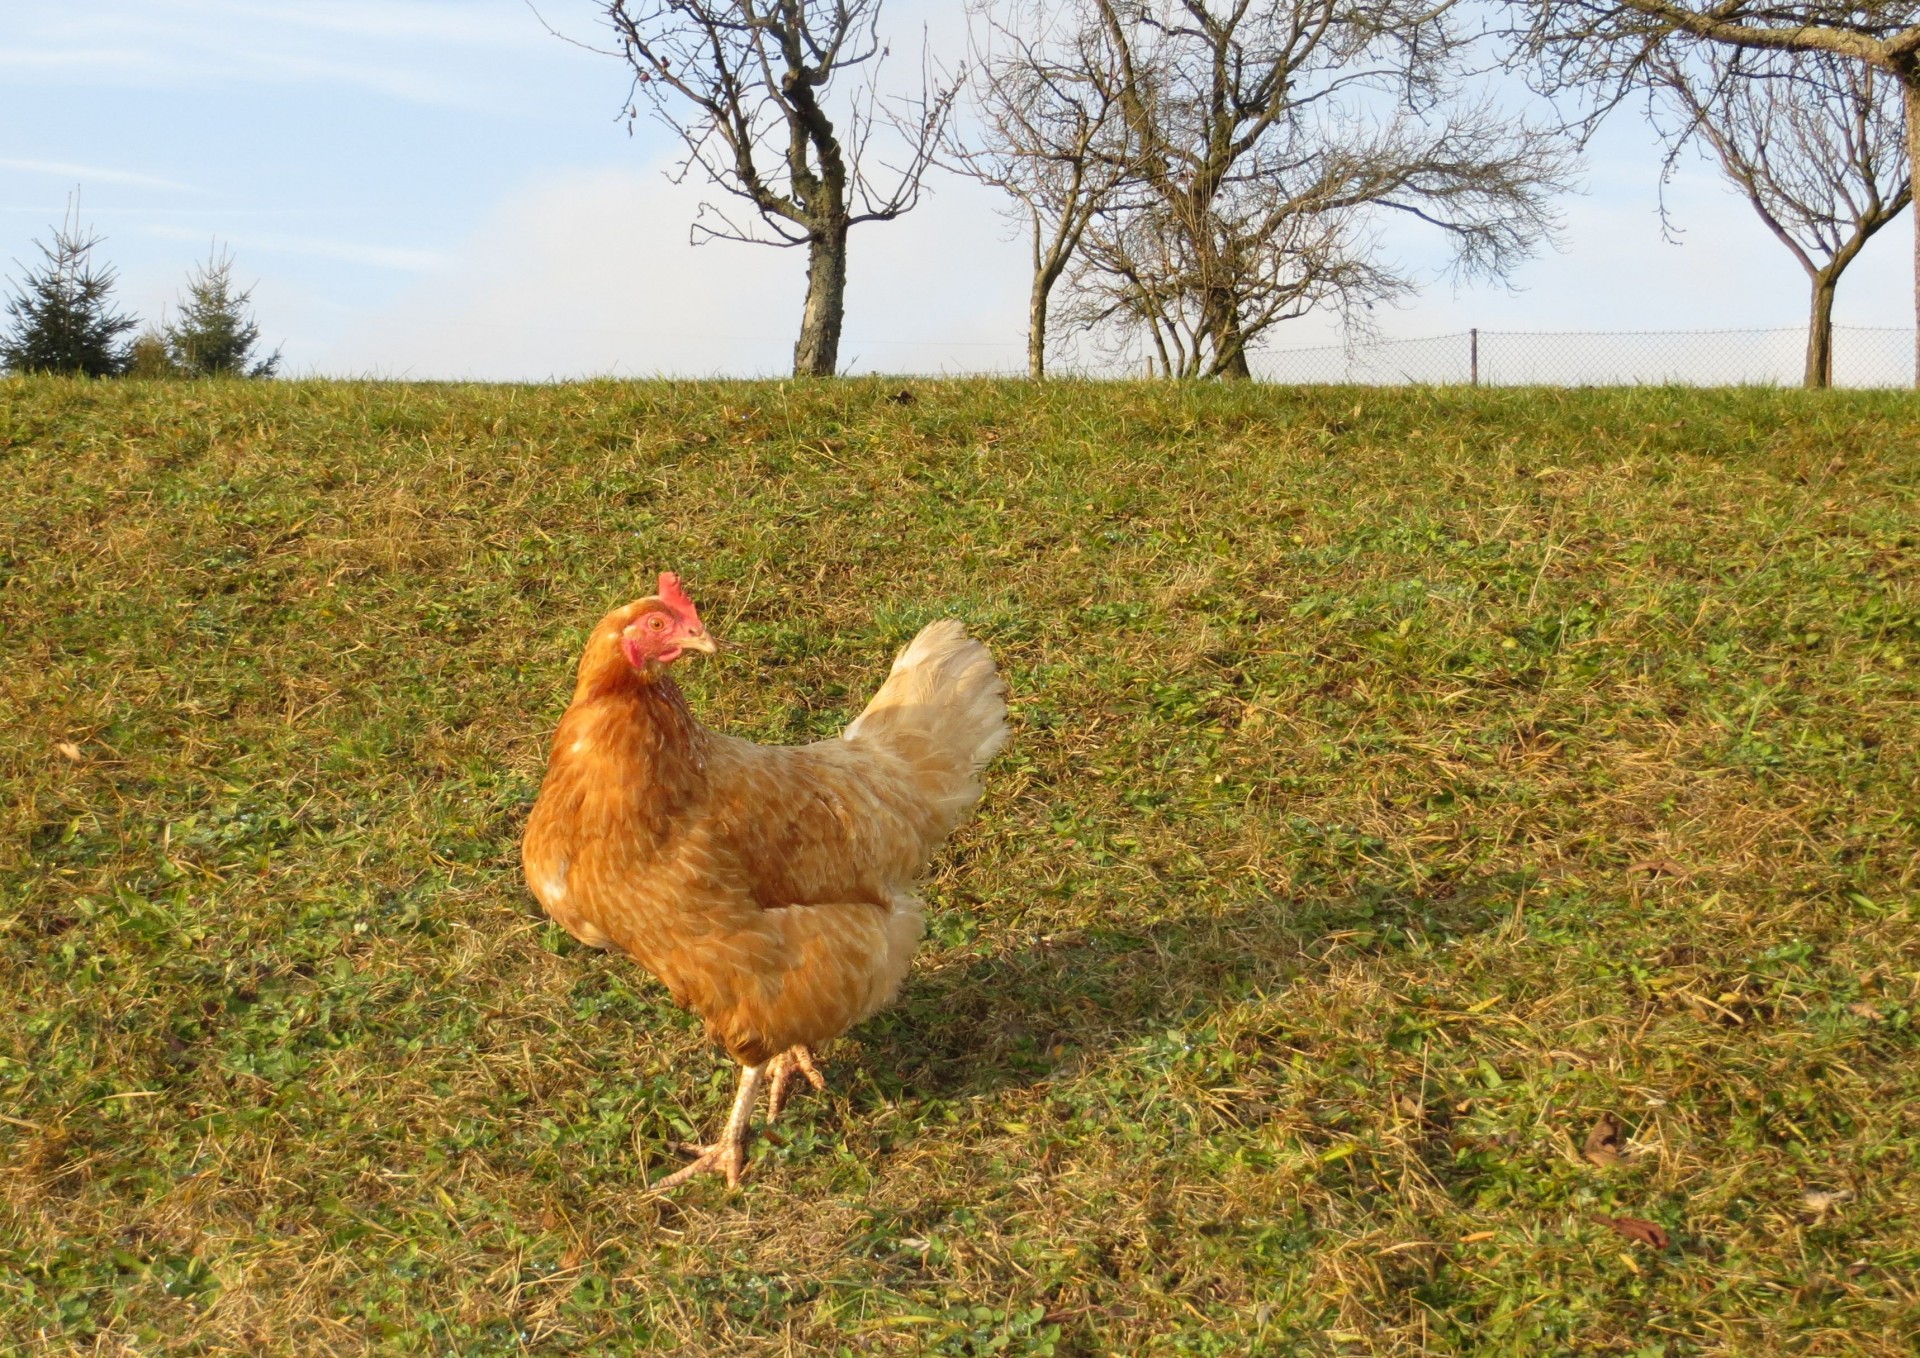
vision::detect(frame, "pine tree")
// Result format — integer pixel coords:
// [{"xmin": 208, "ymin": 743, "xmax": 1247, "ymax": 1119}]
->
[
  {"xmin": 165, "ymin": 247, "xmax": 280, "ymax": 378},
  {"xmin": 0, "ymin": 219, "xmax": 138, "ymax": 377}
]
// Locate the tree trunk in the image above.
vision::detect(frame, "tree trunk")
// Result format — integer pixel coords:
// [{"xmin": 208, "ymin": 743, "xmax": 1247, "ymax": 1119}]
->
[
  {"xmin": 1028, "ymin": 271, "xmax": 1049, "ymax": 381},
  {"xmin": 793, "ymin": 221, "xmax": 848, "ymax": 378},
  {"xmin": 1211, "ymin": 311, "xmax": 1252, "ymax": 380},
  {"xmin": 1201, "ymin": 287, "xmax": 1252, "ymax": 379},
  {"xmin": 1805, "ymin": 271, "xmax": 1837, "ymax": 388},
  {"xmin": 1908, "ymin": 76, "xmax": 1920, "ymax": 389}
]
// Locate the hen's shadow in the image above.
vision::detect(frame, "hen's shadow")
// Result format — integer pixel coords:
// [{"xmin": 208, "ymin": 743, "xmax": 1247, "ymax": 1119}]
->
[{"xmin": 848, "ymin": 874, "xmax": 1517, "ymax": 1105}]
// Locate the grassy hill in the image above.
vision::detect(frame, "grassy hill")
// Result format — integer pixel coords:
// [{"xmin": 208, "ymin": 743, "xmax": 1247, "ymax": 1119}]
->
[{"xmin": 2, "ymin": 376, "xmax": 1916, "ymax": 1355}]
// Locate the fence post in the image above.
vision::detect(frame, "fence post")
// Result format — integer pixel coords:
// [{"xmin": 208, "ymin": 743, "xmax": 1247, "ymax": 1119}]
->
[{"xmin": 1470, "ymin": 328, "xmax": 1479, "ymax": 387}]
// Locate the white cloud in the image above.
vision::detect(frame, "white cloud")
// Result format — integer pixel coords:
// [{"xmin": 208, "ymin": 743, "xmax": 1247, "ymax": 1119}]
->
[
  {"xmin": 323, "ymin": 163, "xmax": 1031, "ymax": 379},
  {"xmin": 0, "ymin": 46, "xmax": 155, "ymax": 73},
  {"xmin": 144, "ymin": 223, "xmax": 449, "ymax": 272},
  {"xmin": 0, "ymin": 157, "xmax": 194, "ymax": 192},
  {"xmin": 184, "ymin": 0, "xmax": 542, "ymax": 44},
  {"xmin": 13, "ymin": 0, "xmax": 538, "ymax": 47},
  {"xmin": 2, "ymin": 0, "xmax": 557, "ymax": 108}
]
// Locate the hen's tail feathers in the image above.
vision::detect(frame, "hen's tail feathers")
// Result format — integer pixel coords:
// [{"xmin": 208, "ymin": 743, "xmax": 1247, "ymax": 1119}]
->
[{"xmin": 843, "ymin": 620, "xmax": 1009, "ymax": 839}]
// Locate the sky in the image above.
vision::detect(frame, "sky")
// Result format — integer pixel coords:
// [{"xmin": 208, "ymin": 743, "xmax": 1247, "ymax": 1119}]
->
[{"xmin": 2, "ymin": 0, "xmax": 1914, "ymax": 380}]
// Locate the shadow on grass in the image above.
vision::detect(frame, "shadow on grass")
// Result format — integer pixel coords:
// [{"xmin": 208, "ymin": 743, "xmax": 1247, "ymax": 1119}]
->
[{"xmin": 851, "ymin": 872, "xmax": 1525, "ymax": 1106}]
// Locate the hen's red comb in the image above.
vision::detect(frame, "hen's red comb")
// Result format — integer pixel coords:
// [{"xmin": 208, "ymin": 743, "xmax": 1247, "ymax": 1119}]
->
[{"xmin": 657, "ymin": 572, "xmax": 699, "ymax": 617}]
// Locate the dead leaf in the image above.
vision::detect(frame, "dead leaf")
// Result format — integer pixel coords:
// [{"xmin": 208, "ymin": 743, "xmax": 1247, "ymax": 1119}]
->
[
  {"xmin": 1846, "ymin": 1002, "xmax": 1883, "ymax": 1022},
  {"xmin": 1583, "ymin": 1113, "xmax": 1629, "ymax": 1168},
  {"xmin": 1801, "ymin": 1188, "xmax": 1854, "ymax": 1216},
  {"xmin": 1595, "ymin": 1215, "xmax": 1669, "ymax": 1250},
  {"xmin": 1458, "ymin": 1230, "xmax": 1496, "ymax": 1244},
  {"xmin": 886, "ymin": 388, "xmax": 916, "ymax": 405},
  {"xmin": 1680, "ymin": 989, "xmax": 1746, "ymax": 1024},
  {"xmin": 1626, "ymin": 857, "xmax": 1690, "ymax": 880},
  {"xmin": 55, "ymin": 741, "xmax": 83, "ymax": 761}
]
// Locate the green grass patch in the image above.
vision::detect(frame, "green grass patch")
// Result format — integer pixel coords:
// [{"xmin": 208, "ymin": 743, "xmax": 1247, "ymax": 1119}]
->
[{"xmin": 2, "ymin": 375, "xmax": 1917, "ymax": 1354}]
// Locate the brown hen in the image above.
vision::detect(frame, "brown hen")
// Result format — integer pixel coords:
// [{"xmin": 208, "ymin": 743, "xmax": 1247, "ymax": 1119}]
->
[{"xmin": 521, "ymin": 574, "xmax": 1008, "ymax": 1188}]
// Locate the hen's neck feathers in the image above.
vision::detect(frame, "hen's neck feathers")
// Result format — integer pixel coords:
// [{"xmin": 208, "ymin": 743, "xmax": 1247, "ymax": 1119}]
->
[{"xmin": 554, "ymin": 648, "xmax": 711, "ymax": 830}]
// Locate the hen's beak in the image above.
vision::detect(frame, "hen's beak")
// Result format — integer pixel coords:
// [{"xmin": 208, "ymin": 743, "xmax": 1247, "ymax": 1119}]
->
[{"xmin": 679, "ymin": 631, "xmax": 718, "ymax": 656}]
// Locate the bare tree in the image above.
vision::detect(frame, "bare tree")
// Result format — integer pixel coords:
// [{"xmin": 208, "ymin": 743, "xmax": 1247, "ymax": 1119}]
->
[
  {"xmin": 1506, "ymin": 0, "xmax": 1920, "ymax": 383},
  {"xmin": 590, "ymin": 0, "xmax": 955, "ymax": 376},
  {"xmin": 948, "ymin": 0, "xmax": 1130, "ymax": 378},
  {"xmin": 1067, "ymin": 152, "xmax": 1409, "ymax": 378},
  {"xmin": 1051, "ymin": 0, "xmax": 1569, "ymax": 379},
  {"xmin": 1651, "ymin": 48, "xmax": 1909, "ymax": 387}
]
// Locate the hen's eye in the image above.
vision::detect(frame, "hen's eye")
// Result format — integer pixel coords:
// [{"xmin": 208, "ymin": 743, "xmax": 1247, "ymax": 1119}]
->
[{"xmin": 645, "ymin": 614, "xmax": 668, "ymax": 632}]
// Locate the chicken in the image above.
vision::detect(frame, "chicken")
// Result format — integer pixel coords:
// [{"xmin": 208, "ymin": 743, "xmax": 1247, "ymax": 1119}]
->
[{"xmin": 521, "ymin": 573, "xmax": 1008, "ymax": 1189}]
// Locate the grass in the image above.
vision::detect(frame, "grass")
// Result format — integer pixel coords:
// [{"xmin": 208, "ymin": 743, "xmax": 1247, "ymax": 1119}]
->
[{"xmin": 1, "ymin": 374, "xmax": 1916, "ymax": 1356}]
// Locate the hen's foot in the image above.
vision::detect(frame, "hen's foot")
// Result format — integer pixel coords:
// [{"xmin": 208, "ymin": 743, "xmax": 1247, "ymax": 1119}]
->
[
  {"xmin": 651, "ymin": 1135, "xmax": 749, "ymax": 1190},
  {"xmin": 647, "ymin": 1062, "xmax": 763, "ymax": 1192},
  {"xmin": 765, "ymin": 1045, "xmax": 828, "ymax": 1123}
]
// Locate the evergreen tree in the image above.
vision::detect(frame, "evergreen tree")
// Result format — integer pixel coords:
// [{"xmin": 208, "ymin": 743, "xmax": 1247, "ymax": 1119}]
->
[
  {"xmin": 0, "ymin": 219, "xmax": 138, "ymax": 376},
  {"xmin": 165, "ymin": 247, "xmax": 280, "ymax": 378}
]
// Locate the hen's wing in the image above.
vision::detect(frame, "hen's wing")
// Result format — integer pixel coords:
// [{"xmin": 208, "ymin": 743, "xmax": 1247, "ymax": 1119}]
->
[{"xmin": 706, "ymin": 619, "xmax": 1009, "ymax": 908}]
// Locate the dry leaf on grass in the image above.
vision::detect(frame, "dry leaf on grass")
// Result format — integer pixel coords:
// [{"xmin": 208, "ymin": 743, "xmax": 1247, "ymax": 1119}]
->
[
  {"xmin": 55, "ymin": 740, "xmax": 83, "ymax": 761},
  {"xmin": 1625, "ymin": 857, "xmax": 1690, "ymax": 880},
  {"xmin": 1846, "ymin": 1002, "xmax": 1884, "ymax": 1022},
  {"xmin": 1595, "ymin": 1216, "xmax": 1670, "ymax": 1250},
  {"xmin": 1583, "ymin": 1113, "xmax": 1629, "ymax": 1168},
  {"xmin": 1802, "ymin": 1188, "xmax": 1854, "ymax": 1216}
]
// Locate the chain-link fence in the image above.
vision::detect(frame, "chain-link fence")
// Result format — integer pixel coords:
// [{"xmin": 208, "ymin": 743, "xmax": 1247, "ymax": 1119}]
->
[{"xmin": 1249, "ymin": 326, "xmax": 1916, "ymax": 388}]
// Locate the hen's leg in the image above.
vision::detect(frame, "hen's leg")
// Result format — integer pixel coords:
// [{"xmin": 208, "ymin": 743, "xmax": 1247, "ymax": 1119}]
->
[
  {"xmin": 765, "ymin": 1045, "xmax": 829, "ymax": 1123},
  {"xmin": 650, "ymin": 1063, "xmax": 763, "ymax": 1191}
]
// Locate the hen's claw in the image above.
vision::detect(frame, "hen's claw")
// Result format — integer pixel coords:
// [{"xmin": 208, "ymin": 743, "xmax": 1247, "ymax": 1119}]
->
[
  {"xmin": 650, "ymin": 1137, "xmax": 749, "ymax": 1190},
  {"xmin": 765, "ymin": 1045, "xmax": 828, "ymax": 1123},
  {"xmin": 646, "ymin": 1062, "xmax": 764, "ymax": 1193}
]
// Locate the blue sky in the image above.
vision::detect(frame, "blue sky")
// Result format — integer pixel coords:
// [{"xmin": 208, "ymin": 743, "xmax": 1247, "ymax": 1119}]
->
[{"xmin": 3, "ymin": 0, "xmax": 1913, "ymax": 379}]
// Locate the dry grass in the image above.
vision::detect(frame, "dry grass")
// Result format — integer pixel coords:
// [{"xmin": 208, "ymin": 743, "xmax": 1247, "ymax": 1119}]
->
[{"xmin": 2, "ymin": 376, "xmax": 1916, "ymax": 1355}]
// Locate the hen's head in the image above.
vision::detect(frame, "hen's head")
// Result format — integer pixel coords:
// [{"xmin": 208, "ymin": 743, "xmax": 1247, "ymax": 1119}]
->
[{"xmin": 611, "ymin": 572, "xmax": 716, "ymax": 675}]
